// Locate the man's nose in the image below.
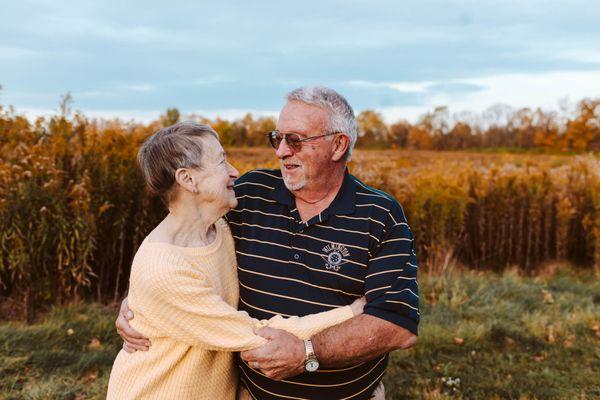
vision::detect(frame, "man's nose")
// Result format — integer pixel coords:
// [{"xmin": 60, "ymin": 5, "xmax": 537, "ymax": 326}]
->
[{"xmin": 275, "ymin": 137, "xmax": 293, "ymax": 159}]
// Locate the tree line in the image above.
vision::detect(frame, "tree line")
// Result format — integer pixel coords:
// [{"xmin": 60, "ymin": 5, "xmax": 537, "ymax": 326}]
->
[{"xmin": 166, "ymin": 98, "xmax": 600, "ymax": 152}]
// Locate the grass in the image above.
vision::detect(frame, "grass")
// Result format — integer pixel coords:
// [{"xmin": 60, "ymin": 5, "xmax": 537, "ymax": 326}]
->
[
  {"xmin": 0, "ymin": 304, "xmax": 119, "ymax": 400},
  {"xmin": 1, "ymin": 267, "xmax": 598, "ymax": 399},
  {"xmin": 385, "ymin": 266, "xmax": 600, "ymax": 399}
]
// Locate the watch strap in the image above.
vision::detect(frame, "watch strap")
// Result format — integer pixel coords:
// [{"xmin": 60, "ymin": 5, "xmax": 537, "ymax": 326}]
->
[{"xmin": 304, "ymin": 339, "xmax": 316, "ymax": 359}]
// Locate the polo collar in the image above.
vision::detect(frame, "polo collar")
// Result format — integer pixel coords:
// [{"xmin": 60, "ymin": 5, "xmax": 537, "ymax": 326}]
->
[{"xmin": 272, "ymin": 168, "xmax": 356, "ymax": 216}]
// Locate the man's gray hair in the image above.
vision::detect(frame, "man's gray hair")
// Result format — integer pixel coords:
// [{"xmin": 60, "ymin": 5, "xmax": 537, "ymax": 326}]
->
[{"xmin": 286, "ymin": 86, "xmax": 357, "ymax": 161}]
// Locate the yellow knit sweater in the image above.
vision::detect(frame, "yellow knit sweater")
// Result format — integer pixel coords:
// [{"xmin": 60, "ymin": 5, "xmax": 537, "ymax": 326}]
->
[{"xmin": 106, "ymin": 218, "xmax": 354, "ymax": 400}]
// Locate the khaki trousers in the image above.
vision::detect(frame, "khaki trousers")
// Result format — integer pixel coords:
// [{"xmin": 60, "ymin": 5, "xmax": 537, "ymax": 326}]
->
[{"xmin": 237, "ymin": 382, "xmax": 385, "ymax": 399}]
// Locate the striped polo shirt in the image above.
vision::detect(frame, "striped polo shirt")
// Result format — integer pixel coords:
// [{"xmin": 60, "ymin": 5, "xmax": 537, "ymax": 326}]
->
[{"xmin": 227, "ymin": 168, "xmax": 419, "ymax": 400}]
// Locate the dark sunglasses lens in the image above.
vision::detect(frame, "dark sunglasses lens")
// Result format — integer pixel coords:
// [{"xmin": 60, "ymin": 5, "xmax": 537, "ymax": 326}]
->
[
  {"xmin": 268, "ymin": 132, "xmax": 303, "ymax": 151},
  {"xmin": 269, "ymin": 132, "xmax": 281, "ymax": 149},
  {"xmin": 285, "ymin": 133, "xmax": 301, "ymax": 151}
]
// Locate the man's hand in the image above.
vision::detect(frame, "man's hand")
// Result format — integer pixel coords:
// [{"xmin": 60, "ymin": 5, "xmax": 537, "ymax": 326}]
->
[
  {"xmin": 240, "ymin": 327, "xmax": 305, "ymax": 380},
  {"xmin": 115, "ymin": 297, "xmax": 151, "ymax": 353}
]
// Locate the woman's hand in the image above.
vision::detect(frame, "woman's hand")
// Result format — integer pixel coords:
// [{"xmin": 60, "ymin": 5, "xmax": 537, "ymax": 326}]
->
[
  {"xmin": 350, "ymin": 297, "xmax": 366, "ymax": 316},
  {"xmin": 116, "ymin": 297, "xmax": 151, "ymax": 352}
]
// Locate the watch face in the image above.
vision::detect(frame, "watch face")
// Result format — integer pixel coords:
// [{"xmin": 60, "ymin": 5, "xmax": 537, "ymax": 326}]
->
[{"xmin": 305, "ymin": 359, "xmax": 319, "ymax": 372}]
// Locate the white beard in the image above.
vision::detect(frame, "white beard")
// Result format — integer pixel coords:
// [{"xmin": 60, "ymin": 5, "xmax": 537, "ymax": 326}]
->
[
  {"xmin": 282, "ymin": 175, "xmax": 306, "ymax": 191},
  {"xmin": 281, "ymin": 161, "xmax": 306, "ymax": 191}
]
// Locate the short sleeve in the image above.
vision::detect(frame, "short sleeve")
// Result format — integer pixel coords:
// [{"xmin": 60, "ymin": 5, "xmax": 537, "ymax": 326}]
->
[{"xmin": 363, "ymin": 203, "xmax": 419, "ymax": 335}]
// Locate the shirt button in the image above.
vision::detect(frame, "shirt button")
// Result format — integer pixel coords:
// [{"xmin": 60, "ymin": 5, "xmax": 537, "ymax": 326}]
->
[{"xmin": 293, "ymin": 253, "xmax": 300, "ymax": 260}]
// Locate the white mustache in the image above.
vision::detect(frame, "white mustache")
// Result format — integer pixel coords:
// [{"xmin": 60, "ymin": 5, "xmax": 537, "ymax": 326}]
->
[{"xmin": 281, "ymin": 160, "xmax": 303, "ymax": 167}]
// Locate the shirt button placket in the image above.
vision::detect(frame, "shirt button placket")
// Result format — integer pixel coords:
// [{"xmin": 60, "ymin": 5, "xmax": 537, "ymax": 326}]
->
[{"xmin": 290, "ymin": 217, "xmax": 304, "ymax": 262}]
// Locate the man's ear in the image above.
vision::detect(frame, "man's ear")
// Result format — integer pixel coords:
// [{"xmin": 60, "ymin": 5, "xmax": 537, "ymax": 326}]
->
[{"xmin": 331, "ymin": 134, "xmax": 350, "ymax": 162}]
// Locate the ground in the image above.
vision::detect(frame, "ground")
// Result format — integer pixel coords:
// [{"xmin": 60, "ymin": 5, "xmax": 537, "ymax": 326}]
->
[{"xmin": 1, "ymin": 266, "xmax": 599, "ymax": 400}]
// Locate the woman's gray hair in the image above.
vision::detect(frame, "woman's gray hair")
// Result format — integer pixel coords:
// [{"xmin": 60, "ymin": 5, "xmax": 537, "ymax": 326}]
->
[
  {"xmin": 137, "ymin": 121, "xmax": 218, "ymax": 205},
  {"xmin": 286, "ymin": 86, "xmax": 357, "ymax": 161}
]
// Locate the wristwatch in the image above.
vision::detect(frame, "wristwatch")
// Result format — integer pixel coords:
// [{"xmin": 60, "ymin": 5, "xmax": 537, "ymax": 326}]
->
[{"xmin": 304, "ymin": 339, "xmax": 319, "ymax": 372}]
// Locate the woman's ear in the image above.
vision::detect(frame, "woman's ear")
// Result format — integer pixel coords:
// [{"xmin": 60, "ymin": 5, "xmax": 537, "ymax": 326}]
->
[
  {"xmin": 174, "ymin": 168, "xmax": 196, "ymax": 193},
  {"xmin": 331, "ymin": 134, "xmax": 350, "ymax": 162}
]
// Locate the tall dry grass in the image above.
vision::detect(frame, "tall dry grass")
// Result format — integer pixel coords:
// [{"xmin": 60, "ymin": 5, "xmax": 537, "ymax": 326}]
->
[
  {"xmin": 349, "ymin": 150, "xmax": 600, "ymax": 273},
  {"xmin": 1, "ymin": 108, "xmax": 599, "ymax": 320}
]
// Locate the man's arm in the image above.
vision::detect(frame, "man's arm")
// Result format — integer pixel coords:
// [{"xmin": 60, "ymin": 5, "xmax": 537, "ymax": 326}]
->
[
  {"xmin": 240, "ymin": 314, "xmax": 416, "ymax": 380},
  {"xmin": 312, "ymin": 314, "xmax": 416, "ymax": 367}
]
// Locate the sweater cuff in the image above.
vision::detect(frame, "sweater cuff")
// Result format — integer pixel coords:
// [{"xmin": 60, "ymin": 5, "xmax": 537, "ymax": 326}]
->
[{"xmin": 337, "ymin": 305, "xmax": 355, "ymax": 322}]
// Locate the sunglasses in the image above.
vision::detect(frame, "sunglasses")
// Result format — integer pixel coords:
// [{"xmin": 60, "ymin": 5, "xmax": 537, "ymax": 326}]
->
[{"xmin": 267, "ymin": 130, "xmax": 342, "ymax": 152}]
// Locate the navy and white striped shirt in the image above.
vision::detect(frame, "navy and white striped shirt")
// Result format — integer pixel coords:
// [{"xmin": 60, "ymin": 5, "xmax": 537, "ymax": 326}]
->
[{"xmin": 228, "ymin": 168, "xmax": 419, "ymax": 400}]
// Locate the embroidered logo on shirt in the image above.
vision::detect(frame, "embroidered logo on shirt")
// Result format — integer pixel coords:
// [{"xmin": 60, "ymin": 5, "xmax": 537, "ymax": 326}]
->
[{"xmin": 320, "ymin": 243, "xmax": 350, "ymax": 271}]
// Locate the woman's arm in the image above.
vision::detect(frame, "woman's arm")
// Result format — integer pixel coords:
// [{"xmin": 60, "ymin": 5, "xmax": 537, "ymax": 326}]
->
[
  {"xmin": 260, "ymin": 298, "xmax": 365, "ymax": 340},
  {"xmin": 132, "ymin": 260, "xmax": 360, "ymax": 351}
]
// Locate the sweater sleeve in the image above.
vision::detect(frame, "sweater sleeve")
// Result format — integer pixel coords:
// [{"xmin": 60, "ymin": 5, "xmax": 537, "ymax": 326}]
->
[{"xmin": 131, "ymin": 258, "xmax": 354, "ymax": 351}]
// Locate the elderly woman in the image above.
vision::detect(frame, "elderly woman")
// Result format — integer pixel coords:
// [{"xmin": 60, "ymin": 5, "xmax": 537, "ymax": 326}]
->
[{"xmin": 106, "ymin": 122, "xmax": 363, "ymax": 400}]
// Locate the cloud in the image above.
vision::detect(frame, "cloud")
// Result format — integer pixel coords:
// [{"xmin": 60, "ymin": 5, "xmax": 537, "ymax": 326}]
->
[
  {"xmin": 445, "ymin": 70, "xmax": 600, "ymax": 111},
  {"xmin": 14, "ymin": 106, "xmax": 163, "ymax": 123},
  {"xmin": 75, "ymin": 83, "xmax": 157, "ymax": 99},
  {"xmin": 121, "ymin": 84, "xmax": 156, "ymax": 92},
  {"xmin": 192, "ymin": 76, "xmax": 235, "ymax": 86},
  {"xmin": 14, "ymin": 106, "xmax": 278, "ymax": 124},
  {"xmin": 0, "ymin": 45, "xmax": 40, "ymax": 60},
  {"xmin": 347, "ymin": 80, "xmax": 435, "ymax": 93},
  {"xmin": 376, "ymin": 106, "xmax": 433, "ymax": 123},
  {"xmin": 552, "ymin": 49, "xmax": 600, "ymax": 64},
  {"xmin": 188, "ymin": 108, "xmax": 278, "ymax": 120},
  {"xmin": 426, "ymin": 82, "xmax": 485, "ymax": 94},
  {"xmin": 351, "ymin": 70, "xmax": 600, "ymax": 122}
]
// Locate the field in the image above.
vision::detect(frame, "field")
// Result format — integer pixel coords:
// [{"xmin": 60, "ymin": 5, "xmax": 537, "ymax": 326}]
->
[
  {"xmin": 3, "ymin": 117, "xmax": 600, "ymax": 321},
  {"xmin": 1, "ymin": 266, "xmax": 598, "ymax": 400}
]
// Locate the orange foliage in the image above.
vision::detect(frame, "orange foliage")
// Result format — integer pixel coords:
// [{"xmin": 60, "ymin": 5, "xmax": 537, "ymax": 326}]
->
[{"xmin": 1, "ymin": 106, "xmax": 600, "ymax": 319}]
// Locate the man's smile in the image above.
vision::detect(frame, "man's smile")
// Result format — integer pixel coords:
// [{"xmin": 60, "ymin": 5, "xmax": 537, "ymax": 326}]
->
[{"xmin": 282, "ymin": 163, "xmax": 301, "ymax": 171}]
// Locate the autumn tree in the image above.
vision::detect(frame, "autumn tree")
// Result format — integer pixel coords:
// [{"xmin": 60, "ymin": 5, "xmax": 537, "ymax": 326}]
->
[
  {"xmin": 210, "ymin": 118, "xmax": 236, "ymax": 147},
  {"xmin": 447, "ymin": 122, "xmax": 474, "ymax": 149},
  {"xmin": 161, "ymin": 108, "xmax": 180, "ymax": 127},
  {"xmin": 507, "ymin": 109, "xmax": 537, "ymax": 149},
  {"xmin": 407, "ymin": 125, "xmax": 432, "ymax": 149},
  {"xmin": 356, "ymin": 110, "xmax": 389, "ymax": 148},
  {"xmin": 389, "ymin": 120, "xmax": 410, "ymax": 148},
  {"xmin": 533, "ymin": 109, "xmax": 562, "ymax": 150},
  {"xmin": 242, "ymin": 114, "xmax": 276, "ymax": 147},
  {"xmin": 564, "ymin": 99, "xmax": 600, "ymax": 151}
]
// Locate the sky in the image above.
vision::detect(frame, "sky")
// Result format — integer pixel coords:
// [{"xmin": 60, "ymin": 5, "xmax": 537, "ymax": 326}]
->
[{"xmin": 1, "ymin": 0, "xmax": 600, "ymax": 123}]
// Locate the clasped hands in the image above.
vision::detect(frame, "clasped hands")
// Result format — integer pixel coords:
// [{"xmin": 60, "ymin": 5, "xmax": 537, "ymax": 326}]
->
[{"xmin": 240, "ymin": 326, "xmax": 306, "ymax": 380}]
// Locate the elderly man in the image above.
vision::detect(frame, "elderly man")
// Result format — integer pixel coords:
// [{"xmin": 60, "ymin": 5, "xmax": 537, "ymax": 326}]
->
[{"xmin": 117, "ymin": 86, "xmax": 419, "ymax": 399}]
